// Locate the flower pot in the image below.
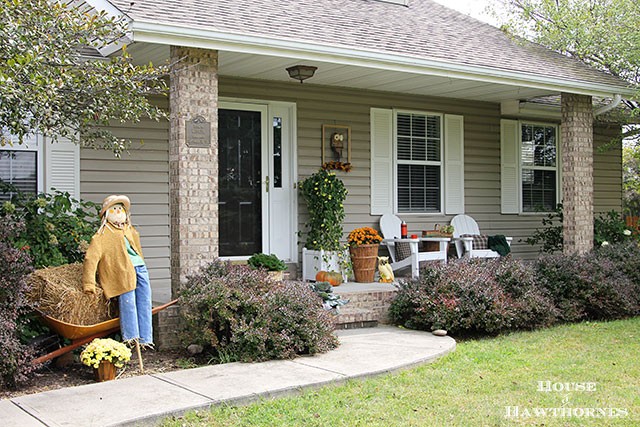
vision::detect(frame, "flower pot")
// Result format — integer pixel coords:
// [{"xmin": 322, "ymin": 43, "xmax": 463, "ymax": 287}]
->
[
  {"xmin": 267, "ymin": 270, "xmax": 284, "ymax": 282},
  {"xmin": 93, "ymin": 361, "xmax": 116, "ymax": 382},
  {"xmin": 349, "ymin": 244, "xmax": 379, "ymax": 283}
]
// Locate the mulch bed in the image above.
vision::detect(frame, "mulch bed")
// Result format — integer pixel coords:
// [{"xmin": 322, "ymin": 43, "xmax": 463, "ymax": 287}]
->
[{"xmin": 1, "ymin": 350, "xmax": 190, "ymax": 400}]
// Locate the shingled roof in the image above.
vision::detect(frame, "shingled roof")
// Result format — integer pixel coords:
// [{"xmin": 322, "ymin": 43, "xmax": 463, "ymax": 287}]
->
[{"xmin": 108, "ymin": 0, "xmax": 630, "ymax": 90}]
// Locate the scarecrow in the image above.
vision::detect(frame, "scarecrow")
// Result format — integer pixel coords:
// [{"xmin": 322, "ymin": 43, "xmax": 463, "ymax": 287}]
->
[{"xmin": 82, "ymin": 195, "xmax": 153, "ymax": 354}]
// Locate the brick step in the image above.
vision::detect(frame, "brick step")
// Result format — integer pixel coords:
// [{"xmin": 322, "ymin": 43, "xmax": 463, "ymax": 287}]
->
[{"xmin": 332, "ymin": 307, "xmax": 379, "ymax": 330}]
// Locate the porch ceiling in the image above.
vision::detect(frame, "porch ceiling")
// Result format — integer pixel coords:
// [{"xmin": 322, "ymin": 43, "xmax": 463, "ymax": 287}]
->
[{"xmin": 129, "ymin": 42, "xmax": 557, "ymax": 103}]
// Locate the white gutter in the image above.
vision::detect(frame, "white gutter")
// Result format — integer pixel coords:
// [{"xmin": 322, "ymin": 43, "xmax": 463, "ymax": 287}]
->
[
  {"xmin": 130, "ymin": 20, "xmax": 636, "ymax": 99},
  {"xmin": 594, "ymin": 94, "xmax": 623, "ymax": 116}
]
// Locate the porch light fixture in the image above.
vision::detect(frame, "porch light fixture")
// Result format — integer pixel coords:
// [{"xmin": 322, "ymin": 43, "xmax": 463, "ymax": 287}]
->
[{"xmin": 286, "ymin": 65, "xmax": 317, "ymax": 83}]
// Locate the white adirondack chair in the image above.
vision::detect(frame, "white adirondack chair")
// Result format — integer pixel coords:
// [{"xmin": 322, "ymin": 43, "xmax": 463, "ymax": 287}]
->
[
  {"xmin": 380, "ymin": 214, "xmax": 449, "ymax": 279},
  {"xmin": 450, "ymin": 214, "xmax": 513, "ymax": 259}
]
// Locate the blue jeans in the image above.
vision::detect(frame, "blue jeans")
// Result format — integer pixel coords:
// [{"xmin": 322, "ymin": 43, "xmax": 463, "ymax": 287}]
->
[{"xmin": 119, "ymin": 265, "xmax": 153, "ymax": 344}]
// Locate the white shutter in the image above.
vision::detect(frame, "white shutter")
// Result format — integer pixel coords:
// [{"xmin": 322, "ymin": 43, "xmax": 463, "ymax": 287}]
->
[
  {"xmin": 444, "ymin": 114, "xmax": 464, "ymax": 215},
  {"xmin": 501, "ymin": 119, "xmax": 520, "ymax": 214},
  {"xmin": 370, "ymin": 108, "xmax": 394, "ymax": 215},
  {"xmin": 44, "ymin": 135, "xmax": 80, "ymax": 198}
]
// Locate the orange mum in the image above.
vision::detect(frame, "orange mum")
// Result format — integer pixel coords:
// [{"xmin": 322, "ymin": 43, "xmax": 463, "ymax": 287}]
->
[{"xmin": 348, "ymin": 227, "xmax": 383, "ymax": 247}]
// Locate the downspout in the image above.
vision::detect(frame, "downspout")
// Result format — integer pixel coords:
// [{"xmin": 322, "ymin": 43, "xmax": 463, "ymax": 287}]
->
[{"xmin": 594, "ymin": 94, "xmax": 622, "ymax": 116}]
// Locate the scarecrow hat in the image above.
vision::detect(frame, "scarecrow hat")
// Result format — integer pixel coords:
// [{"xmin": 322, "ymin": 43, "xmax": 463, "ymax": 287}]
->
[{"xmin": 100, "ymin": 195, "xmax": 131, "ymax": 218}]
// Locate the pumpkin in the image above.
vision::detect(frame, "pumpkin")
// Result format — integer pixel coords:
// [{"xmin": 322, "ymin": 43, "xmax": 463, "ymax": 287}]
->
[{"xmin": 315, "ymin": 270, "xmax": 343, "ymax": 286}]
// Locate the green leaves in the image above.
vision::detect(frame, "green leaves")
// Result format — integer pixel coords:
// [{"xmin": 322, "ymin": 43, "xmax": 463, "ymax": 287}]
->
[
  {"xmin": 497, "ymin": 0, "xmax": 639, "ymax": 113},
  {"xmin": 0, "ymin": 0, "xmax": 171, "ymax": 156},
  {"xmin": 299, "ymin": 169, "xmax": 348, "ymax": 251}
]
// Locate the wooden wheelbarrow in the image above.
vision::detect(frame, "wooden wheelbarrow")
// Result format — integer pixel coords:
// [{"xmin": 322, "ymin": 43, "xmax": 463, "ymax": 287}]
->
[{"xmin": 32, "ymin": 299, "xmax": 179, "ymax": 368}]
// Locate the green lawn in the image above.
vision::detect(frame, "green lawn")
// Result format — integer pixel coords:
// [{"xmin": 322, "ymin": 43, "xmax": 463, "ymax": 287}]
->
[{"xmin": 161, "ymin": 318, "xmax": 640, "ymax": 426}]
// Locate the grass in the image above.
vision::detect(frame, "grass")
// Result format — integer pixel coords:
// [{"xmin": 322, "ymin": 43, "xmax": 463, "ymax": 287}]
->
[{"xmin": 161, "ymin": 318, "xmax": 640, "ymax": 426}]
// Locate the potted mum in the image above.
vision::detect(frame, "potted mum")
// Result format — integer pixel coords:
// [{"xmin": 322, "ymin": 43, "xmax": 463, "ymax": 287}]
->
[
  {"xmin": 347, "ymin": 227, "xmax": 382, "ymax": 283},
  {"xmin": 80, "ymin": 338, "xmax": 132, "ymax": 382},
  {"xmin": 299, "ymin": 169, "xmax": 350, "ymax": 281}
]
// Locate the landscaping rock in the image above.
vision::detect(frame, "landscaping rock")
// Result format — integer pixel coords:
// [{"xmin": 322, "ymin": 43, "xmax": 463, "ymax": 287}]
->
[
  {"xmin": 432, "ymin": 329, "xmax": 448, "ymax": 337},
  {"xmin": 187, "ymin": 344, "xmax": 203, "ymax": 355}
]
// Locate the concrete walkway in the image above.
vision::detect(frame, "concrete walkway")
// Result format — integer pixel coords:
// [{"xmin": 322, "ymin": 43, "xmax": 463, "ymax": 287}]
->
[{"xmin": 3, "ymin": 326, "xmax": 455, "ymax": 427}]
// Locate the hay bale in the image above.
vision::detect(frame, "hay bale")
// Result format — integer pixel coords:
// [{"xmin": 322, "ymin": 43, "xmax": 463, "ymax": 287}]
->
[{"xmin": 28, "ymin": 264, "xmax": 117, "ymax": 326}]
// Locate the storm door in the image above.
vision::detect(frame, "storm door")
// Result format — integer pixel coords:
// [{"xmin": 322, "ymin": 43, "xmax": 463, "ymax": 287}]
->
[
  {"xmin": 218, "ymin": 100, "xmax": 296, "ymax": 261},
  {"xmin": 218, "ymin": 105, "xmax": 268, "ymax": 257}
]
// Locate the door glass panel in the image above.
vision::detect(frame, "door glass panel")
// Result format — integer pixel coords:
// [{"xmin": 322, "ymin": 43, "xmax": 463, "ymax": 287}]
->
[
  {"xmin": 218, "ymin": 109, "xmax": 262, "ymax": 256},
  {"xmin": 273, "ymin": 117, "xmax": 282, "ymax": 188}
]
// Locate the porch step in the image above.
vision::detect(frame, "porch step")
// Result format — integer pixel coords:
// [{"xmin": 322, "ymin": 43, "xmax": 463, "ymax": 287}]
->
[{"xmin": 331, "ymin": 282, "xmax": 398, "ymax": 330}]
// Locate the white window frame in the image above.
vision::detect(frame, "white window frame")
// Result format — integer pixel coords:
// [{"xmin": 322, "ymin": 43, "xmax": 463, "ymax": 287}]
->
[
  {"xmin": 0, "ymin": 134, "xmax": 44, "ymax": 194},
  {"xmin": 393, "ymin": 109, "xmax": 444, "ymax": 215},
  {"xmin": 518, "ymin": 121, "xmax": 561, "ymax": 214}
]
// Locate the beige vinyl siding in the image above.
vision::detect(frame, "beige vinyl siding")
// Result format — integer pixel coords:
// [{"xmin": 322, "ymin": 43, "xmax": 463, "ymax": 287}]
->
[
  {"xmin": 220, "ymin": 77, "xmax": 622, "ymax": 260},
  {"xmin": 80, "ymin": 97, "xmax": 170, "ymax": 303}
]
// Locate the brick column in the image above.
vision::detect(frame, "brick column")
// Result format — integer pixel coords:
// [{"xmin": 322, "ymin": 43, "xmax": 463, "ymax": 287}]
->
[
  {"xmin": 169, "ymin": 47, "xmax": 218, "ymax": 296},
  {"xmin": 561, "ymin": 93, "xmax": 593, "ymax": 254}
]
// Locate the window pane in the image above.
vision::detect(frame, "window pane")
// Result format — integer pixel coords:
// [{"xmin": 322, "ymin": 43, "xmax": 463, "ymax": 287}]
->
[
  {"xmin": 397, "ymin": 113, "xmax": 440, "ymax": 161},
  {"xmin": 522, "ymin": 124, "xmax": 556, "ymax": 167},
  {"xmin": 397, "ymin": 137, "xmax": 411, "ymax": 160},
  {"xmin": 273, "ymin": 117, "xmax": 282, "ymax": 188},
  {"xmin": 522, "ymin": 169, "xmax": 556, "ymax": 212},
  {"xmin": 521, "ymin": 124, "xmax": 534, "ymax": 166},
  {"xmin": 0, "ymin": 150, "xmax": 37, "ymax": 200},
  {"xmin": 397, "ymin": 164, "xmax": 440, "ymax": 213}
]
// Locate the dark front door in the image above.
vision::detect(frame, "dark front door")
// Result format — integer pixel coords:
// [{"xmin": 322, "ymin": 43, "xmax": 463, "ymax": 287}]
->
[{"xmin": 218, "ymin": 109, "xmax": 263, "ymax": 257}]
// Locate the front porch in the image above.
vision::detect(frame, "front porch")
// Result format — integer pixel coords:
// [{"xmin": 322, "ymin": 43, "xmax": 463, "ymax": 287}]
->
[{"xmin": 80, "ymin": 42, "xmax": 625, "ymax": 304}]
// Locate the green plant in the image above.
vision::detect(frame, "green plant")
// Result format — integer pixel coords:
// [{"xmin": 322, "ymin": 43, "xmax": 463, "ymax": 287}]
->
[
  {"xmin": 440, "ymin": 225, "xmax": 454, "ymax": 234},
  {"xmin": 524, "ymin": 204, "xmax": 563, "ymax": 253},
  {"xmin": 0, "ymin": 181, "xmax": 100, "ymax": 268},
  {"xmin": 525, "ymin": 204, "xmax": 636, "ymax": 252},
  {"xmin": 178, "ymin": 260, "xmax": 337, "ymax": 363},
  {"xmin": 310, "ymin": 282, "xmax": 350, "ymax": 312},
  {"xmin": 247, "ymin": 253, "xmax": 287, "ymax": 272},
  {"xmin": 299, "ymin": 169, "xmax": 348, "ymax": 251}
]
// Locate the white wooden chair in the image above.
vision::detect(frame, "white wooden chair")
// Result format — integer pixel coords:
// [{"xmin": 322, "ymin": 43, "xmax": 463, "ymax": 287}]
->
[
  {"xmin": 379, "ymin": 214, "xmax": 449, "ymax": 279},
  {"xmin": 450, "ymin": 214, "xmax": 513, "ymax": 259}
]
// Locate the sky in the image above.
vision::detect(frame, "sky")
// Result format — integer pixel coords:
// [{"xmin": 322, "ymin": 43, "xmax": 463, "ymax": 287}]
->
[{"xmin": 430, "ymin": 0, "xmax": 502, "ymax": 27}]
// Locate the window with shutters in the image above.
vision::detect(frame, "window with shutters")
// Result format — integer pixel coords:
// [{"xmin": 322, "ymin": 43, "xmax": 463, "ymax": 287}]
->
[
  {"xmin": 520, "ymin": 123, "xmax": 558, "ymax": 212},
  {"xmin": 0, "ymin": 135, "xmax": 42, "ymax": 200},
  {"xmin": 395, "ymin": 111, "xmax": 443, "ymax": 213}
]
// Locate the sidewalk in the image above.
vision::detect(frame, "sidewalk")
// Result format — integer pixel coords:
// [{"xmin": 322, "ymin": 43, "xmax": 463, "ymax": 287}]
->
[{"xmin": 3, "ymin": 326, "xmax": 455, "ymax": 427}]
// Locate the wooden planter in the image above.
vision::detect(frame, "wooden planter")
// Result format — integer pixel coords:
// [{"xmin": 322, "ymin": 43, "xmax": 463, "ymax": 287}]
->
[
  {"xmin": 267, "ymin": 270, "xmax": 284, "ymax": 282},
  {"xmin": 349, "ymin": 244, "xmax": 379, "ymax": 283},
  {"xmin": 93, "ymin": 361, "xmax": 116, "ymax": 382}
]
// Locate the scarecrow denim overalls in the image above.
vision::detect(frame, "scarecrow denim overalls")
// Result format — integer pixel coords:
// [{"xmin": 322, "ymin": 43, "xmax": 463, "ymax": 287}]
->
[{"xmin": 119, "ymin": 237, "xmax": 153, "ymax": 344}]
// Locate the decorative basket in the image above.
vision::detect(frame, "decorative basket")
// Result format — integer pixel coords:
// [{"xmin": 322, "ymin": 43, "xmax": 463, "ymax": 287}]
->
[
  {"xmin": 422, "ymin": 225, "xmax": 453, "ymax": 252},
  {"xmin": 349, "ymin": 244, "xmax": 379, "ymax": 283},
  {"xmin": 94, "ymin": 361, "xmax": 116, "ymax": 382}
]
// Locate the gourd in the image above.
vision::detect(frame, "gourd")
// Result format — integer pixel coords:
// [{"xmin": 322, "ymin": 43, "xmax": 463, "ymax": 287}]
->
[{"xmin": 315, "ymin": 270, "xmax": 343, "ymax": 286}]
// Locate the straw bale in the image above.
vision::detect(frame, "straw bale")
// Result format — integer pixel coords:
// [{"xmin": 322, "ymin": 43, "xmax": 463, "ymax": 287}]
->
[{"xmin": 27, "ymin": 264, "xmax": 117, "ymax": 326}]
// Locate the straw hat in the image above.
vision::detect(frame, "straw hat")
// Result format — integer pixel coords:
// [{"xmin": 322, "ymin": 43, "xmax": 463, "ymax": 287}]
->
[{"xmin": 100, "ymin": 195, "xmax": 131, "ymax": 218}]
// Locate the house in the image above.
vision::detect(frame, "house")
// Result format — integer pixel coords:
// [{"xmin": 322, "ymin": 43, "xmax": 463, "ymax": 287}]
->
[{"xmin": 1, "ymin": 0, "xmax": 634, "ymax": 304}]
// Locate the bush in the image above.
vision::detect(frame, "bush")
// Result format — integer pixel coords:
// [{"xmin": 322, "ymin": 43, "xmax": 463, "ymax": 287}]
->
[
  {"xmin": 0, "ymin": 182, "xmax": 100, "ymax": 268},
  {"xmin": 389, "ymin": 257, "xmax": 556, "ymax": 335},
  {"xmin": 0, "ymin": 220, "xmax": 36, "ymax": 388},
  {"xmin": 535, "ymin": 249, "xmax": 640, "ymax": 322},
  {"xmin": 247, "ymin": 253, "xmax": 287, "ymax": 272},
  {"xmin": 178, "ymin": 260, "xmax": 337, "ymax": 362},
  {"xmin": 525, "ymin": 204, "xmax": 636, "ymax": 253}
]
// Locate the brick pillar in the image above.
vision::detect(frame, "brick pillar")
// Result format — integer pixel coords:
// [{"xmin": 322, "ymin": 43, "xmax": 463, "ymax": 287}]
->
[
  {"xmin": 169, "ymin": 47, "xmax": 218, "ymax": 296},
  {"xmin": 561, "ymin": 93, "xmax": 593, "ymax": 255}
]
